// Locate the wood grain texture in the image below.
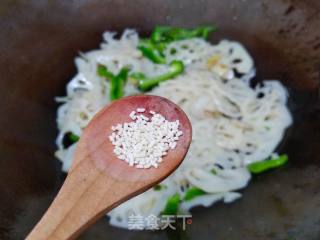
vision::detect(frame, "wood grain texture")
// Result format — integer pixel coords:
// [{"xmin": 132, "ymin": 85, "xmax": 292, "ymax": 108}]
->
[{"xmin": 26, "ymin": 95, "xmax": 192, "ymax": 240}]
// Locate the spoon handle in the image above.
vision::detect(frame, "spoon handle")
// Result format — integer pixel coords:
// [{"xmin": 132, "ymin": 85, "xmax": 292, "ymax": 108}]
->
[
  {"xmin": 27, "ymin": 158, "xmax": 132, "ymax": 240},
  {"xmin": 26, "ymin": 95, "xmax": 192, "ymax": 239}
]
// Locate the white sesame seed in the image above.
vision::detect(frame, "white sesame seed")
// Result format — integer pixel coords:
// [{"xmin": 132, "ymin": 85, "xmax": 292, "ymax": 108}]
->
[
  {"xmin": 129, "ymin": 111, "xmax": 136, "ymax": 120},
  {"xmin": 141, "ymin": 115, "xmax": 149, "ymax": 121},
  {"xmin": 108, "ymin": 108, "xmax": 182, "ymax": 169},
  {"xmin": 176, "ymin": 131, "xmax": 183, "ymax": 137},
  {"xmin": 169, "ymin": 142, "xmax": 177, "ymax": 149},
  {"xmin": 136, "ymin": 108, "xmax": 145, "ymax": 113}
]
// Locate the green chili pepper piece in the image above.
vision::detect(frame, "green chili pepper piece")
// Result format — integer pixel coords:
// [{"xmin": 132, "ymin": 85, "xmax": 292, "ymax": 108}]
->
[
  {"xmin": 211, "ymin": 168, "xmax": 217, "ymax": 175},
  {"xmin": 138, "ymin": 38, "xmax": 166, "ymax": 64},
  {"xmin": 130, "ymin": 72, "xmax": 146, "ymax": 80},
  {"xmin": 110, "ymin": 67, "xmax": 129, "ymax": 100},
  {"xmin": 97, "ymin": 64, "xmax": 129, "ymax": 100},
  {"xmin": 68, "ymin": 132, "xmax": 80, "ymax": 143},
  {"xmin": 137, "ymin": 45, "xmax": 166, "ymax": 64},
  {"xmin": 247, "ymin": 154, "xmax": 288, "ymax": 174},
  {"xmin": 151, "ymin": 26, "xmax": 172, "ymax": 43},
  {"xmin": 138, "ymin": 60, "xmax": 184, "ymax": 91},
  {"xmin": 138, "ymin": 26, "xmax": 216, "ymax": 63},
  {"xmin": 97, "ymin": 64, "xmax": 115, "ymax": 80},
  {"xmin": 129, "ymin": 72, "xmax": 146, "ymax": 86},
  {"xmin": 151, "ymin": 26, "xmax": 217, "ymax": 43},
  {"xmin": 184, "ymin": 187, "xmax": 207, "ymax": 201},
  {"xmin": 153, "ymin": 184, "xmax": 167, "ymax": 191},
  {"xmin": 162, "ymin": 193, "xmax": 180, "ymax": 215}
]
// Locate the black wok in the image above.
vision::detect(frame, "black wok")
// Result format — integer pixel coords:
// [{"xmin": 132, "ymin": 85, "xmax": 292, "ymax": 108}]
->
[{"xmin": 0, "ymin": 0, "xmax": 319, "ymax": 239}]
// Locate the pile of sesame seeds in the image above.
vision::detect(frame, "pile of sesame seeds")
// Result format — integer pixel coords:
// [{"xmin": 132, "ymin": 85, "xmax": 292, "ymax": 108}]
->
[{"xmin": 109, "ymin": 108, "xmax": 183, "ymax": 169}]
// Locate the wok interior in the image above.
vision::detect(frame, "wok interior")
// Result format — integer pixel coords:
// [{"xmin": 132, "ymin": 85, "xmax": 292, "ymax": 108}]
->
[{"xmin": 0, "ymin": 0, "xmax": 319, "ymax": 239}]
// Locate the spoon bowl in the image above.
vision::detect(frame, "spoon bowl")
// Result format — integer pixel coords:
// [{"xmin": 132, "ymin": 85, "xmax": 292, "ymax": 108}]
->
[{"xmin": 27, "ymin": 95, "xmax": 192, "ymax": 240}]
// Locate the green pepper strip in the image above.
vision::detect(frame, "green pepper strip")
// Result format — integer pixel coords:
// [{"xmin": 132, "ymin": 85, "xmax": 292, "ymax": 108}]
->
[
  {"xmin": 97, "ymin": 64, "xmax": 129, "ymax": 100},
  {"xmin": 153, "ymin": 184, "xmax": 167, "ymax": 191},
  {"xmin": 211, "ymin": 168, "xmax": 217, "ymax": 175},
  {"xmin": 162, "ymin": 193, "xmax": 180, "ymax": 215},
  {"xmin": 112, "ymin": 67, "xmax": 129, "ymax": 100},
  {"xmin": 247, "ymin": 154, "xmax": 288, "ymax": 174},
  {"xmin": 68, "ymin": 132, "xmax": 80, "ymax": 143},
  {"xmin": 131, "ymin": 60, "xmax": 184, "ymax": 91},
  {"xmin": 97, "ymin": 64, "xmax": 114, "ymax": 80},
  {"xmin": 184, "ymin": 187, "xmax": 207, "ymax": 201},
  {"xmin": 138, "ymin": 26, "xmax": 216, "ymax": 63},
  {"xmin": 151, "ymin": 25, "xmax": 217, "ymax": 43},
  {"xmin": 138, "ymin": 39, "xmax": 166, "ymax": 64}
]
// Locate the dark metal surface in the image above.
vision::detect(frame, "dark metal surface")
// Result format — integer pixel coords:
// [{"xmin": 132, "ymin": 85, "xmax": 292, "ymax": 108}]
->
[{"xmin": 0, "ymin": 0, "xmax": 319, "ymax": 239}]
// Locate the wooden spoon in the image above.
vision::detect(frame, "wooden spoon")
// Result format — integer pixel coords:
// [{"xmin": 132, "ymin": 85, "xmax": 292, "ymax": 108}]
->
[{"xmin": 27, "ymin": 95, "xmax": 192, "ymax": 240}]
